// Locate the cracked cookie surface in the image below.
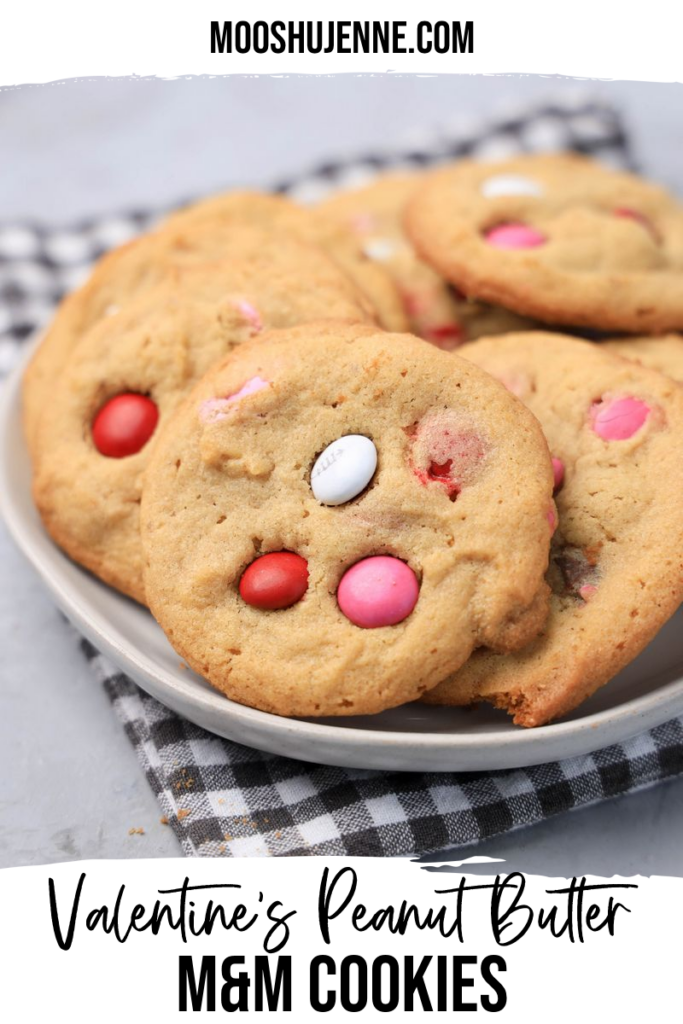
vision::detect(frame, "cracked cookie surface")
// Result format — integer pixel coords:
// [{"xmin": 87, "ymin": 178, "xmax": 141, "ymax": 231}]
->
[
  {"xmin": 424, "ymin": 332, "xmax": 683, "ymax": 726},
  {"xmin": 141, "ymin": 321, "xmax": 554, "ymax": 717}
]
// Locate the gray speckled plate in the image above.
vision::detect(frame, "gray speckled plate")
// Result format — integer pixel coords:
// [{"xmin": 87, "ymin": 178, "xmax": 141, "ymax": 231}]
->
[{"xmin": 2, "ymin": 343, "xmax": 683, "ymax": 771}]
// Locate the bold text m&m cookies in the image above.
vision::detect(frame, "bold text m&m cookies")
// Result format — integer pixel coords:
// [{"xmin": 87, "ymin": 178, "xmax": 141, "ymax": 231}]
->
[{"xmin": 141, "ymin": 321, "xmax": 554, "ymax": 717}]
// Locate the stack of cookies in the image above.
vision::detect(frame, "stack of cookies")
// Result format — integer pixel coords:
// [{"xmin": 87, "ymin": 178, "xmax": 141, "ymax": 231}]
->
[{"xmin": 24, "ymin": 153, "xmax": 683, "ymax": 727}]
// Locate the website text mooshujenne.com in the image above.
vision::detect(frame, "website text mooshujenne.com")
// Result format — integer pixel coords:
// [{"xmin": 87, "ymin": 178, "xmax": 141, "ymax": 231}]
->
[{"xmin": 210, "ymin": 21, "xmax": 474, "ymax": 56}]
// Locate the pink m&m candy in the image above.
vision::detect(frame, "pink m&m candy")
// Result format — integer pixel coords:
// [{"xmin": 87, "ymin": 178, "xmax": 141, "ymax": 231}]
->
[
  {"xmin": 227, "ymin": 375, "xmax": 270, "ymax": 403},
  {"xmin": 233, "ymin": 299, "xmax": 263, "ymax": 333},
  {"xmin": 551, "ymin": 457, "xmax": 565, "ymax": 493},
  {"xmin": 485, "ymin": 223, "xmax": 546, "ymax": 249},
  {"xmin": 590, "ymin": 395, "xmax": 650, "ymax": 440},
  {"xmin": 337, "ymin": 556, "xmax": 419, "ymax": 628},
  {"xmin": 200, "ymin": 376, "xmax": 271, "ymax": 424}
]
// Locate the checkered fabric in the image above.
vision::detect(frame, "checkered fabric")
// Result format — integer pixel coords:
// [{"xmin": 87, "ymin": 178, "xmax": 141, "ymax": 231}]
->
[
  {"xmin": 0, "ymin": 95, "xmax": 632, "ymax": 366},
  {"xmin": 6, "ymin": 96, "xmax": 682, "ymax": 859},
  {"xmin": 85, "ymin": 640, "xmax": 683, "ymax": 858}
]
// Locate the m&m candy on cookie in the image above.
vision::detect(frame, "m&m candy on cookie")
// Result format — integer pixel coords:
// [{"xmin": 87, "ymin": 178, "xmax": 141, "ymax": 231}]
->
[
  {"xmin": 311, "ymin": 435, "xmax": 377, "ymax": 506},
  {"xmin": 31, "ymin": 233, "xmax": 372, "ymax": 602},
  {"xmin": 239, "ymin": 552, "xmax": 309, "ymax": 610},
  {"xmin": 590, "ymin": 395, "xmax": 651, "ymax": 441},
  {"xmin": 425, "ymin": 333, "xmax": 683, "ymax": 727},
  {"xmin": 316, "ymin": 172, "xmax": 535, "ymax": 347},
  {"xmin": 406, "ymin": 153, "xmax": 683, "ymax": 333},
  {"xmin": 141, "ymin": 321, "xmax": 554, "ymax": 718},
  {"xmin": 337, "ymin": 556, "xmax": 419, "ymax": 628},
  {"xmin": 92, "ymin": 393, "xmax": 159, "ymax": 457},
  {"xmin": 484, "ymin": 223, "xmax": 546, "ymax": 250}
]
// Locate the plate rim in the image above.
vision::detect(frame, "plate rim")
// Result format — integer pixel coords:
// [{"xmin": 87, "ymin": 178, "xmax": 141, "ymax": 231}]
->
[{"xmin": 2, "ymin": 338, "xmax": 683, "ymax": 771}]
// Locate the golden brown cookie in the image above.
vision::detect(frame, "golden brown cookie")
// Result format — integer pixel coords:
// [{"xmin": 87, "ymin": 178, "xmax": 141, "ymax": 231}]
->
[
  {"xmin": 406, "ymin": 153, "xmax": 683, "ymax": 334},
  {"xmin": 425, "ymin": 332, "xmax": 683, "ymax": 726},
  {"xmin": 23, "ymin": 191, "xmax": 404, "ymax": 456},
  {"xmin": 140, "ymin": 321, "xmax": 555, "ymax": 718},
  {"xmin": 165, "ymin": 190, "xmax": 407, "ymax": 332},
  {"xmin": 317, "ymin": 172, "xmax": 535, "ymax": 346},
  {"xmin": 602, "ymin": 335, "xmax": 683, "ymax": 383},
  {"xmin": 31, "ymin": 233, "xmax": 372, "ymax": 603}
]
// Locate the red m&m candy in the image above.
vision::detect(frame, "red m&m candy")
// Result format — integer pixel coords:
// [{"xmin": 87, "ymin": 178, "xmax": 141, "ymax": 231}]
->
[
  {"xmin": 423, "ymin": 323, "xmax": 465, "ymax": 349},
  {"xmin": 92, "ymin": 393, "xmax": 159, "ymax": 458},
  {"xmin": 239, "ymin": 552, "xmax": 309, "ymax": 610}
]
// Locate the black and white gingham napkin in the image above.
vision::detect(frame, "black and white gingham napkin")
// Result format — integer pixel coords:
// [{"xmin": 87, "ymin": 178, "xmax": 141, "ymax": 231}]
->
[
  {"xmin": 84, "ymin": 638, "xmax": 683, "ymax": 858},
  {"xmin": 0, "ymin": 96, "xmax": 633, "ymax": 365},
  {"xmin": 5, "ymin": 97, "xmax": 683, "ymax": 858}
]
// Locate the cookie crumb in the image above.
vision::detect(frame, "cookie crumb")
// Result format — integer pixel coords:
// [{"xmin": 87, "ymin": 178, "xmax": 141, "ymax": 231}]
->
[
  {"xmin": 160, "ymin": 815, "xmax": 169, "ymax": 826},
  {"xmin": 128, "ymin": 827, "xmax": 145, "ymax": 835},
  {"xmin": 177, "ymin": 809, "xmax": 191, "ymax": 821}
]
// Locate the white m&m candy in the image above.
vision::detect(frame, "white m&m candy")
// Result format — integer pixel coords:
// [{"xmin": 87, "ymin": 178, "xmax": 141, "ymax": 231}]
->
[
  {"xmin": 480, "ymin": 175, "xmax": 543, "ymax": 199},
  {"xmin": 311, "ymin": 435, "xmax": 378, "ymax": 506},
  {"xmin": 362, "ymin": 238, "xmax": 396, "ymax": 262}
]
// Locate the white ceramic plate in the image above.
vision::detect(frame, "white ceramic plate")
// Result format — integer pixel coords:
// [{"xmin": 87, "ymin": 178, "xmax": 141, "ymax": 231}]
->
[{"xmin": 2, "ymin": 344, "xmax": 683, "ymax": 772}]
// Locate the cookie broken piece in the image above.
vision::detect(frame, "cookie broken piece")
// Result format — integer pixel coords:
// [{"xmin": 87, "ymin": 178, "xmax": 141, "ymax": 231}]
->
[{"xmin": 424, "ymin": 332, "xmax": 683, "ymax": 726}]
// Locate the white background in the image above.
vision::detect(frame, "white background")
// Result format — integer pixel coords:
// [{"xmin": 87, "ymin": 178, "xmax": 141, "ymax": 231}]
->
[
  {"xmin": 0, "ymin": 0, "xmax": 681, "ymax": 84},
  {"xmin": 2, "ymin": 857, "xmax": 676, "ymax": 1019}
]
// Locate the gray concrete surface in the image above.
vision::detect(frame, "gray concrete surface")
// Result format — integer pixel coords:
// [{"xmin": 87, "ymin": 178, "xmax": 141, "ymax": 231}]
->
[{"xmin": 1, "ymin": 74, "xmax": 682, "ymax": 870}]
